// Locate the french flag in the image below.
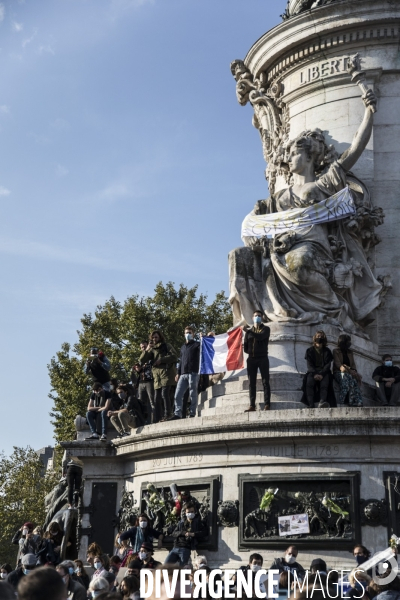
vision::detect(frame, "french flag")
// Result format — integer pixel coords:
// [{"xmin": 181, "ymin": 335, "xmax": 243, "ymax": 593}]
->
[{"xmin": 199, "ymin": 328, "xmax": 244, "ymax": 374}]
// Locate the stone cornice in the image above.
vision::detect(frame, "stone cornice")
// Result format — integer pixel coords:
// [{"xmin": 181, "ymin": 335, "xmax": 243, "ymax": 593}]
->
[
  {"xmin": 244, "ymin": 0, "xmax": 400, "ymax": 79},
  {"xmin": 61, "ymin": 408, "xmax": 400, "ymax": 461}
]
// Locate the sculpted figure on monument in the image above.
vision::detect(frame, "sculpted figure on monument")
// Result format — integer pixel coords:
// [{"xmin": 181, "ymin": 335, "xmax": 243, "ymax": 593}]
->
[
  {"xmin": 230, "ymin": 58, "xmax": 385, "ymax": 335},
  {"xmin": 281, "ymin": 0, "xmax": 339, "ymax": 20}
]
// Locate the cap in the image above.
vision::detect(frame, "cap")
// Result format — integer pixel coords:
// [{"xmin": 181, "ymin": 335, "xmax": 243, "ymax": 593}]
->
[
  {"xmin": 21, "ymin": 554, "xmax": 37, "ymax": 567},
  {"xmin": 140, "ymin": 542, "xmax": 154, "ymax": 552},
  {"xmin": 103, "ymin": 571, "xmax": 116, "ymax": 584},
  {"xmin": 310, "ymin": 559, "xmax": 327, "ymax": 572}
]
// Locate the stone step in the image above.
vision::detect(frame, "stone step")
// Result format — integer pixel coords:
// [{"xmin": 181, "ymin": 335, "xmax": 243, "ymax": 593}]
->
[
  {"xmin": 201, "ymin": 372, "xmax": 304, "ymax": 400},
  {"xmin": 199, "ymin": 401, "xmax": 300, "ymax": 416},
  {"xmin": 199, "ymin": 390, "xmax": 303, "ymax": 409}
]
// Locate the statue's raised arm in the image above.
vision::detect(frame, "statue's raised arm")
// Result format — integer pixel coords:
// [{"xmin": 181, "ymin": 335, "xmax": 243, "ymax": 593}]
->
[{"xmin": 338, "ymin": 87, "xmax": 377, "ymax": 173}]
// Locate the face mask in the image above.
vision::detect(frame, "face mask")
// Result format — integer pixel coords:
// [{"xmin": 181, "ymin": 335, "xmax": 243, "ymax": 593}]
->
[
  {"xmin": 285, "ymin": 554, "xmax": 296, "ymax": 564},
  {"xmin": 253, "ymin": 316, "xmax": 262, "ymax": 325},
  {"xmin": 385, "ymin": 361, "xmax": 393, "ymax": 367},
  {"xmin": 185, "ymin": 333, "xmax": 193, "ymax": 341},
  {"xmin": 356, "ymin": 555, "xmax": 367, "ymax": 565},
  {"xmin": 139, "ymin": 521, "xmax": 147, "ymax": 528},
  {"xmin": 251, "ymin": 564, "xmax": 261, "ymax": 572},
  {"xmin": 22, "ymin": 528, "xmax": 28, "ymax": 536},
  {"xmin": 110, "ymin": 385, "xmax": 114, "ymax": 390},
  {"xmin": 315, "ymin": 339, "xmax": 323, "ymax": 344},
  {"xmin": 0, "ymin": 573, "xmax": 7, "ymax": 579},
  {"xmin": 139, "ymin": 551, "xmax": 148, "ymax": 560},
  {"xmin": 186, "ymin": 512, "xmax": 195, "ymax": 520},
  {"xmin": 118, "ymin": 392, "xmax": 127, "ymax": 400},
  {"xmin": 199, "ymin": 564, "xmax": 207, "ymax": 569},
  {"xmin": 92, "ymin": 593, "xmax": 101, "ymax": 599},
  {"xmin": 75, "ymin": 568, "xmax": 80, "ymax": 574},
  {"xmin": 117, "ymin": 537, "xmax": 121, "ymax": 545},
  {"xmin": 94, "ymin": 562, "xmax": 102, "ymax": 570},
  {"xmin": 23, "ymin": 568, "xmax": 33, "ymax": 575}
]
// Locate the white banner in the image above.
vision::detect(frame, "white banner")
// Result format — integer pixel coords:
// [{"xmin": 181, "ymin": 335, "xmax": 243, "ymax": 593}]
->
[{"xmin": 241, "ymin": 186, "xmax": 355, "ymax": 239}]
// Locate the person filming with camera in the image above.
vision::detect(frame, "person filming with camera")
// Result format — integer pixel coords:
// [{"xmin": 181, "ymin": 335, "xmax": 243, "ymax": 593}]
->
[{"xmin": 84, "ymin": 347, "xmax": 111, "ymax": 391}]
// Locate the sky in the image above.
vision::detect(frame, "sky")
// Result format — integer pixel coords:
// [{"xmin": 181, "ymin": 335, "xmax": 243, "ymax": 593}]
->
[{"xmin": 0, "ymin": 0, "xmax": 287, "ymax": 456}]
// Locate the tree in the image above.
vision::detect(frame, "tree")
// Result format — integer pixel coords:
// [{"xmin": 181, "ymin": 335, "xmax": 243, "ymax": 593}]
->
[
  {"xmin": 49, "ymin": 281, "xmax": 232, "ymax": 446},
  {"xmin": 0, "ymin": 446, "xmax": 59, "ymax": 565}
]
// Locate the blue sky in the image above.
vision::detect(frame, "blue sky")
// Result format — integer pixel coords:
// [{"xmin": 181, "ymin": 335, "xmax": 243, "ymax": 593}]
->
[{"xmin": 0, "ymin": 0, "xmax": 287, "ymax": 455}]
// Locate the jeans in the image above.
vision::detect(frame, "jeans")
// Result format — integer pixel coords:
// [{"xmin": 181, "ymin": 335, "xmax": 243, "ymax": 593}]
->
[
  {"xmin": 174, "ymin": 373, "xmax": 199, "ymax": 417},
  {"xmin": 110, "ymin": 411, "xmax": 136, "ymax": 434},
  {"xmin": 86, "ymin": 410, "xmax": 108, "ymax": 435},
  {"xmin": 247, "ymin": 356, "xmax": 271, "ymax": 408},
  {"xmin": 102, "ymin": 381, "xmax": 111, "ymax": 392},
  {"xmin": 66, "ymin": 465, "xmax": 82, "ymax": 505},
  {"xmin": 138, "ymin": 381, "xmax": 155, "ymax": 424},
  {"xmin": 155, "ymin": 386, "xmax": 171, "ymax": 420},
  {"xmin": 165, "ymin": 547, "xmax": 191, "ymax": 566}
]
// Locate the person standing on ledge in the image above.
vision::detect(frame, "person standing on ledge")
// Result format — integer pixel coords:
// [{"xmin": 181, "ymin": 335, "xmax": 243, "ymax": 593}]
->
[
  {"xmin": 171, "ymin": 326, "xmax": 200, "ymax": 420},
  {"xmin": 243, "ymin": 310, "xmax": 271, "ymax": 412}
]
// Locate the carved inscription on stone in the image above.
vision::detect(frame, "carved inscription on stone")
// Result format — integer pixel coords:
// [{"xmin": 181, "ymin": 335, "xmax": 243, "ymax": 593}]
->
[
  {"xmin": 152, "ymin": 452, "xmax": 203, "ymax": 469},
  {"xmin": 299, "ymin": 56, "xmax": 350, "ymax": 85}
]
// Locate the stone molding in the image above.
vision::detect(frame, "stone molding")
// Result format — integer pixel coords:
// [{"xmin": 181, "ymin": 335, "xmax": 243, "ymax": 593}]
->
[{"xmin": 244, "ymin": 0, "xmax": 400, "ymax": 78}]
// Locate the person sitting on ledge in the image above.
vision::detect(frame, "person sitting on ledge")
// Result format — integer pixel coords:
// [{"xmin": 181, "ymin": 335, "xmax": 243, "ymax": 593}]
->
[
  {"xmin": 269, "ymin": 545, "xmax": 306, "ymax": 581},
  {"xmin": 333, "ymin": 334, "xmax": 363, "ymax": 407},
  {"xmin": 119, "ymin": 513, "xmax": 163, "ymax": 555},
  {"xmin": 243, "ymin": 310, "xmax": 271, "ymax": 413},
  {"xmin": 302, "ymin": 330, "xmax": 335, "ymax": 409},
  {"xmin": 137, "ymin": 541, "xmax": 161, "ymax": 570},
  {"xmin": 86, "ymin": 382, "xmax": 111, "ymax": 441},
  {"xmin": 372, "ymin": 354, "xmax": 400, "ymax": 406},
  {"xmin": 108, "ymin": 384, "xmax": 145, "ymax": 438}
]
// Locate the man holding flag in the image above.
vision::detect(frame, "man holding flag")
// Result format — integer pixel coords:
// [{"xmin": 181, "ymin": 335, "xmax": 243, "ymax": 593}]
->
[{"xmin": 243, "ymin": 310, "xmax": 271, "ymax": 412}]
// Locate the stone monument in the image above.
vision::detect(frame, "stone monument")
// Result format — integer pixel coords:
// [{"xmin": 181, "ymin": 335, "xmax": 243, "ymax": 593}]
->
[{"xmin": 58, "ymin": 0, "xmax": 400, "ymax": 574}]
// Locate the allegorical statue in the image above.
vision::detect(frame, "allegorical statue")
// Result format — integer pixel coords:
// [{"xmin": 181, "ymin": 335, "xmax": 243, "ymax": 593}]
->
[{"xmin": 229, "ymin": 56, "xmax": 385, "ymax": 335}]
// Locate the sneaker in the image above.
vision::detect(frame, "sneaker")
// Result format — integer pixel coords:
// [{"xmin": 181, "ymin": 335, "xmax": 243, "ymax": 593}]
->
[
  {"xmin": 100, "ymin": 434, "xmax": 107, "ymax": 441},
  {"xmin": 318, "ymin": 401, "xmax": 330, "ymax": 408},
  {"xmin": 86, "ymin": 433, "xmax": 99, "ymax": 440},
  {"xmin": 189, "ymin": 414, "xmax": 196, "ymax": 418},
  {"xmin": 122, "ymin": 431, "xmax": 130, "ymax": 437},
  {"xmin": 169, "ymin": 414, "xmax": 181, "ymax": 420},
  {"xmin": 244, "ymin": 407, "xmax": 256, "ymax": 412}
]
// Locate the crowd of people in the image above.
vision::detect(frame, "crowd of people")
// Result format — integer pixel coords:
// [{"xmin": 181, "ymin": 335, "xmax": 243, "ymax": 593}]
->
[
  {"xmin": 1, "ymin": 516, "xmax": 399, "ymax": 600},
  {"xmin": 81, "ymin": 317, "xmax": 399, "ymax": 442}
]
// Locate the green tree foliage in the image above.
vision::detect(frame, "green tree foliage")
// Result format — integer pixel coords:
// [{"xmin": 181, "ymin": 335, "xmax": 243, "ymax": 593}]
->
[
  {"xmin": 49, "ymin": 282, "xmax": 232, "ymax": 446},
  {"xmin": 0, "ymin": 446, "xmax": 59, "ymax": 565}
]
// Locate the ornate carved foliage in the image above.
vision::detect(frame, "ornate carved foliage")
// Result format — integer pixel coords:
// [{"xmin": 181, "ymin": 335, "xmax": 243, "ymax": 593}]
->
[{"xmin": 118, "ymin": 490, "xmax": 139, "ymax": 531}]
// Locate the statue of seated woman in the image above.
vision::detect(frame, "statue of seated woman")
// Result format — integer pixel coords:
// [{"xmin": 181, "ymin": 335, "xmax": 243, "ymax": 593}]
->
[{"xmin": 229, "ymin": 89, "xmax": 383, "ymax": 334}]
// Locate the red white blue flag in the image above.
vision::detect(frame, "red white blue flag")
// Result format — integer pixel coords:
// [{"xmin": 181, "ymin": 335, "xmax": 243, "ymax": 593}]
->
[{"xmin": 199, "ymin": 328, "xmax": 244, "ymax": 374}]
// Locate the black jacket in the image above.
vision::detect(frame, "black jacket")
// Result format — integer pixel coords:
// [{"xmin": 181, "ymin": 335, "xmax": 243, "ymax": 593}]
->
[
  {"xmin": 7, "ymin": 567, "xmax": 25, "ymax": 589},
  {"xmin": 170, "ymin": 514, "xmax": 206, "ymax": 550},
  {"xmin": 178, "ymin": 340, "xmax": 200, "ymax": 375},
  {"xmin": 269, "ymin": 557, "xmax": 306, "ymax": 580},
  {"xmin": 305, "ymin": 346, "xmax": 333, "ymax": 375},
  {"xmin": 372, "ymin": 364, "xmax": 400, "ymax": 383},
  {"xmin": 244, "ymin": 325, "xmax": 270, "ymax": 358}
]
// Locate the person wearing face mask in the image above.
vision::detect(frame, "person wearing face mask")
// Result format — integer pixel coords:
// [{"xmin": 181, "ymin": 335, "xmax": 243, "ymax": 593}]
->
[
  {"xmin": 140, "ymin": 330, "xmax": 178, "ymax": 422},
  {"xmin": 134, "ymin": 342, "xmax": 156, "ymax": 425},
  {"xmin": 7, "ymin": 553, "xmax": 37, "ymax": 590},
  {"xmin": 137, "ymin": 542, "xmax": 161, "ymax": 569},
  {"xmin": 119, "ymin": 513, "xmax": 164, "ymax": 554},
  {"xmin": 11, "ymin": 521, "xmax": 39, "ymax": 565},
  {"xmin": 373, "ymin": 355, "xmax": 400, "ymax": 406},
  {"xmin": 86, "ymin": 383, "xmax": 112, "ymax": 441},
  {"xmin": 0, "ymin": 564, "xmax": 12, "ymax": 581},
  {"xmin": 234, "ymin": 553, "xmax": 264, "ymax": 593},
  {"xmin": 171, "ymin": 327, "xmax": 200, "ymax": 420},
  {"xmin": 333, "ymin": 334, "xmax": 363, "ymax": 407},
  {"xmin": 88, "ymin": 576, "xmax": 109, "ymax": 598},
  {"xmin": 243, "ymin": 310, "xmax": 271, "ymax": 412},
  {"xmin": 269, "ymin": 545, "xmax": 306, "ymax": 580},
  {"xmin": 108, "ymin": 384, "xmax": 145, "ymax": 437},
  {"xmin": 91, "ymin": 556, "xmax": 108, "ymax": 582},
  {"xmin": 56, "ymin": 563, "xmax": 87, "ymax": 600},
  {"xmin": 165, "ymin": 503, "xmax": 207, "ymax": 566},
  {"xmin": 302, "ymin": 330, "xmax": 335, "ymax": 409},
  {"xmin": 73, "ymin": 560, "xmax": 90, "ymax": 590},
  {"xmin": 353, "ymin": 544, "xmax": 371, "ymax": 568}
]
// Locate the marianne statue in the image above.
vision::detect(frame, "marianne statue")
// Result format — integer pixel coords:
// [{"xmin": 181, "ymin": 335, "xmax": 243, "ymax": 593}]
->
[{"xmin": 229, "ymin": 58, "xmax": 385, "ymax": 335}]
